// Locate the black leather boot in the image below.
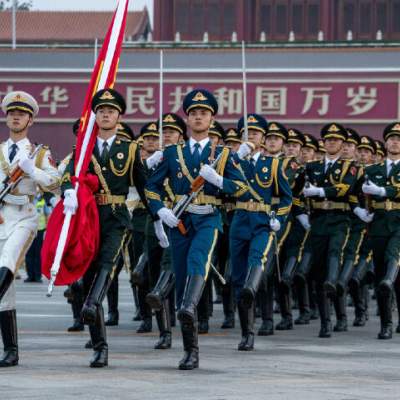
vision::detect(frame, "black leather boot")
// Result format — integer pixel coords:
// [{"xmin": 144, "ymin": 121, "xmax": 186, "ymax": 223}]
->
[
  {"xmin": 276, "ymin": 285, "xmax": 293, "ymax": 330},
  {"xmin": 146, "ymin": 270, "xmax": 175, "ymax": 311},
  {"xmin": 154, "ymin": 299, "xmax": 172, "ymax": 350},
  {"xmin": 105, "ymin": 278, "xmax": 119, "ymax": 326},
  {"xmin": 349, "ymin": 258, "xmax": 368, "ymax": 292},
  {"xmin": 0, "ymin": 267, "xmax": 14, "ymax": 302},
  {"xmin": 293, "ymin": 252, "xmax": 312, "ymax": 285},
  {"xmin": 336, "ymin": 259, "xmax": 354, "ymax": 297},
  {"xmin": 317, "ymin": 287, "xmax": 332, "ymax": 338},
  {"xmin": 240, "ymin": 267, "xmax": 263, "ymax": 309},
  {"xmin": 89, "ymin": 306, "xmax": 108, "ymax": 368},
  {"xmin": 221, "ymin": 281, "xmax": 235, "ymax": 329},
  {"xmin": 130, "ymin": 253, "xmax": 148, "ymax": 286},
  {"xmin": 258, "ymin": 280, "xmax": 274, "ymax": 335},
  {"xmin": 169, "ymin": 290, "xmax": 176, "ymax": 327},
  {"xmin": 0, "ymin": 310, "xmax": 18, "ymax": 367},
  {"xmin": 68, "ymin": 298, "xmax": 84, "ymax": 332},
  {"xmin": 178, "ymin": 320, "xmax": 199, "ymax": 370},
  {"xmin": 137, "ymin": 317, "xmax": 152, "ymax": 333},
  {"xmin": 197, "ymin": 281, "xmax": 210, "ymax": 334},
  {"xmin": 281, "ymin": 256, "xmax": 297, "ymax": 292},
  {"xmin": 177, "ymin": 275, "xmax": 205, "ymax": 324},
  {"xmin": 349, "ymin": 281, "xmax": 367, "ymax": 327},
  {"xmin": 377, "ymin": 290, "xmax": 393, "ymax": 340},
  {"xmin": 294, "ymin": 280, "xmax": 310, "ymax": 325},
  {"xmin": 238, "ymin": 303, "xmax": 254, "ymax": 351},
  {"xmin": 333, "ymin": 294, "xmax": 348, "ymax": 332},
  {"xmin": 81, "ymin": 270, "xmax": 112, "ymax": 326},
  {"xmin": 324, "ymin": 257, "xmax": 340, "ymax": 297},
  {"xmin": 379, "ymin": 259, "xmax": 400, "ymax": 296}
]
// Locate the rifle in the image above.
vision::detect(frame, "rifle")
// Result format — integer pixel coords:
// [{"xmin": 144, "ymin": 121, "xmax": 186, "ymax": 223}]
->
[
  {"xmin": 0, "ymin": 144, "xmax": 43, "ymax": 205},
  {"xmin": 364, "ymin": 173, "xmax": 372, "ymax": 213},
  {"xmin": 172, "ymin": 148, "xmax": 223, "ymax": 235},
  {"xmin": 304, "ymin": 172, "xmax": 311, "ymax": 215}
]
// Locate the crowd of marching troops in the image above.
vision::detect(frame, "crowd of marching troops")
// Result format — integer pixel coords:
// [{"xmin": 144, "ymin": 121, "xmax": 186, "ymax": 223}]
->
[{"xmin": 0, "ymin": 87, "xmax": 400, "ymax": 371}]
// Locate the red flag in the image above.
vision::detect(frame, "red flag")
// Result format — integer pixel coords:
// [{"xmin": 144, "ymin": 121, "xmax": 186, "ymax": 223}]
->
[{"xmin": 42, "ymin": 0, "xmax": 130, "ymax": 288}]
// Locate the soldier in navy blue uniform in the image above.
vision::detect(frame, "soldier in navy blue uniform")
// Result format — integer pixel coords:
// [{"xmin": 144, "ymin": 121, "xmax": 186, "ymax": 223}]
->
[
  {"xmin": 145, "ymin": 89, "xmax": 247, "ymax": 370},
  {"xmin": 230, "ymin": 114, "xmax": 292, "ymax": 351}
]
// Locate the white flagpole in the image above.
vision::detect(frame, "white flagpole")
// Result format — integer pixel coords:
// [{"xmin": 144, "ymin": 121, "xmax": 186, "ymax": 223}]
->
[
  {"xmin": 242, "ymin": 41, "xmax": 248, "ymax": 142},
  {"xmin": 47, "ymin": 0, "xmax": 129, "ymax": 297},
  {"xmin": 159, "ymin": 50, "xmax": 164, "ymax": 149}
]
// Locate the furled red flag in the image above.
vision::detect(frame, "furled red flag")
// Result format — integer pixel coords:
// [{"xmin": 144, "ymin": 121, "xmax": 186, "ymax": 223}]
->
[{"xmin": 42, "ymin": 0, "xmax": 130, "ymax": 294}]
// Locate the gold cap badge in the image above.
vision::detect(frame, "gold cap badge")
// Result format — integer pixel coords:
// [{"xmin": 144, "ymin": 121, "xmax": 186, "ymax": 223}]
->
[
  {"xmin": 99, "ymin": 91, "xmax": 115, "ymax": 100},
  {"xmin": 193, "ymin": 92, "xmax": 208, "ymax": 102}
]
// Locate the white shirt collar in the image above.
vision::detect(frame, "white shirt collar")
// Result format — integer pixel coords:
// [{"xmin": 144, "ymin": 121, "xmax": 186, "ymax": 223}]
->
[
  {"xmin": 97, "ymin": 135, "xmax": 116, "ymax": 151},
  {"xmin": 324, "ymin": 156, "xmax": 339, "ymax": 166},
  {"xmin": 189, "ymin": 137, "xmax": 210, "ymax": 153},
  {"xmin": 7, "ymin": 137, "xmax": 30, "ymax": 157}
]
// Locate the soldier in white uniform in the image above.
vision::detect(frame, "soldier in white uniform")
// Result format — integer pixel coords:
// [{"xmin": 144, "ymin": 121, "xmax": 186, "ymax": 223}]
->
[{"xmin": 0, "ymin": 91, "xmax": 59, "ymax": 367}]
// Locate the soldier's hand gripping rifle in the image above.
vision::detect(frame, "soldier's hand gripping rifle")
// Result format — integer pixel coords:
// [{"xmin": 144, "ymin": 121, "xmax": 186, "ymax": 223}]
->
[
  {"xmin": 270, "ymin": 211, "xmax": 282, "ymax": 283},
  {"xmin": 0, "ymin": 144, "xmax": 43, "ymax": 205},
  {"xmin": 304, "ymin": 172, "xmax": 311, "ymax": 215},
  {"xmin": 172, "ymin": 150, "xmax": 223, "ymax": 235},
  {"xmin": 364, "ymin": 173, "xmax": 372, "ymax": 213}
]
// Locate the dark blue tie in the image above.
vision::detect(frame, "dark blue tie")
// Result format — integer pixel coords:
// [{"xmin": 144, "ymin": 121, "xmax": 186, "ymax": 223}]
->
[
  {"xmin": 9, "ymin": 144, "xmax": 18, "ymax": 163},
  {"xmin": 192, "ymin": 142, "xmax": 201, "ymax": 169}
]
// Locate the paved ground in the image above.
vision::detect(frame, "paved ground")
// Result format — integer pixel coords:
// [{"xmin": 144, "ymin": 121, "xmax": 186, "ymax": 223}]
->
[{"xmin": 1, "ymin": 273, "xmax": 400, "ymax": 400}]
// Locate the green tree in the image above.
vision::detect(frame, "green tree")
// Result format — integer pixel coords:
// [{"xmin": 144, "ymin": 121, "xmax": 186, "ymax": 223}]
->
[{"xmin": 0, "ymin": 0, "xmax": 32, "ymax": 10}]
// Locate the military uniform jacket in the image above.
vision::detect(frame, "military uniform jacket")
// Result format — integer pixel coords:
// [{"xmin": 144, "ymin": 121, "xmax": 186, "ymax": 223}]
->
[
  {"xmin": 235, "ymin": 153, "xmax": 292, "ymax": 224},
  {"xmin": 305, "ymin": 158, "xmax": 357, "ymax": 213},
  {"xmin": 281, "ymin": 156, "xmax": 305, "ymax": 216},
  {"xmin": 61, "ymin": 138, "xmax": 149, "ymax": 230},
  {"xmin": 364, "ymin": 160, "xmax": 400, "ymax": 235},
  {"xmin": 145, "ymin": 141, "xmax": 247, "ymax": 218}
]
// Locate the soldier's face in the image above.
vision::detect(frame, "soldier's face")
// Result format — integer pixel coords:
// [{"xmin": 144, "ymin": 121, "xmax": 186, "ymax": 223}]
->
[
  {"xmin": 247, "ymin": 129, "xmax": 264, "ymax": 148},
  {"xmin": 6, "ymin": 110, "xmax": 33, "ymax": 133},
  {"xmin": 301, "ymin": 147, "xmax": 315, "ymax": 163},
  {"xmin": 341, "ymin": 142, "xmax": 357, "ymax": 159},
  {"xmin": 143, "ymin": 136, "xmax": 160, "ymax": 153},
  {"xmin": 163, "ymin": 127, "xmax": 180, "ymax": 146},
  {"xmin": 209, "ymin": 134, "xmax": 220, "ymax": 147},
  {"xmin": 284, "ymin": 142, "xmax": 301, "ymax": 157},
  {"xmin": 358, "ymin": 148, "xmax": 374, "ymax": 165},
  {"xmin": 264, "ymin": 135, "xmax": 284, "ymax": 154},
  {"xmin": 226, "ymin": 141, "xmax": 241, "ymax": 153},
  {"xmin": 96, "ymin": 106, "xmax": 120, "ymax": 130},
  {"xmin": 386, "ymin": 135, "xmax": 400, "ymax": 156},
  {"xmin": 324, "ymin": 138, "xmax": 343, "ymax": 156},
  {"xmin": 187, "ymin": 108, "xmax": 213, "ymax": 134}
]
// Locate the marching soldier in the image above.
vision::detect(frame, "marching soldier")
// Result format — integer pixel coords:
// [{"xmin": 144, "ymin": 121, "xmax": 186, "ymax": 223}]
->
[
  {"xmin": 0, "ymin": 91, "xmax": 59, "ymax": 367},
  {"xmin": 61, "ymin": 88, "xmax": 149, "ymax": 367},
  {"xmin": 145, "ymin": 89, "xmax": 247, "ymax": 370},
  {"xmin": 302, "ymin": 123, "xmax": 357, "ymax": 338},
  {"xmin": 348, "ymin": 135, "xmax": 377, "ymax": 327},
  {"xmin": 230, "ymin": 116, "xmax": 292, "ymax": 350},
  {"xmin": 145, "ymin": 113, "xmax": 187, "ymax": 349},
  {"xmin": 275, "ymin": 128, "xmax": 310, "ymax": 331},
  {"xmin": 362, "ymin": 123, "xmax": 400, "ymax": 339}
]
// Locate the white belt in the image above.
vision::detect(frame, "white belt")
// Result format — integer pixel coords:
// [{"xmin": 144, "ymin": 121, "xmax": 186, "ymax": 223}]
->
[
  {"xmin": 3, "ymin": 193, "xmax": 31, "ymax": 205},
  {"xmin": 186, "ymin": 204, "xmax": 215, "ymax": 215}
]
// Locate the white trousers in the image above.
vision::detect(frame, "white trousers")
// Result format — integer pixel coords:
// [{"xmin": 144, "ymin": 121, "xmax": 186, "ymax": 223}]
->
[{"xmin": 0, "ymin": 203, "xmax": 37, "ymax": 311}]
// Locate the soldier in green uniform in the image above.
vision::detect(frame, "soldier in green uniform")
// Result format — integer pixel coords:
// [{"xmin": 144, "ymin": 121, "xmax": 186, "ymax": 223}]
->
[
  {"xmin": 104, "ymin": 122, "xmax": 136, "ymax": 327},
  {"xmin": 294, "ymin": 133, "xmax": 320, "ymax": 325},
  {"xmin": 61, "ymin": 88, "xmax": 149, "ymax": 367},
  {"xmin": 362, "ymin": 122, "xmax": 400, "ymax": 339},
  {"xmin": 302, "ymin": 123, "xmax": 358, "ymax": 338},
  {"xmin": 275, "ymin": 128, "xmax": 310, "ymax": 331},
  {"xmin": 348, "ymin": 135, "xmax": 377, "ymax": 327},
  {"xmin": 332, "ymin": 128, "xmax": 371, "ymax": 332}
]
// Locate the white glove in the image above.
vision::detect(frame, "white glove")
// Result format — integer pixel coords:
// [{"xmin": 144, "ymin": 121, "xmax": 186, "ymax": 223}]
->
[
  {"xmin": 154, "ymin": 220, "xmax": 169, "ymax": 248},
  {"xmin": 63, "ymin": 189, "xmax": 78, "ymax": 215},
  {"xmin": 146, "ymin": 150, "xmax": 163, "ymax": 170},
  {"xmin": 237, "ymin": 142, "xmax": 253, "ymax": 160},
  {"xmin": 49, "ymin": 196, "xmax": 59, "ymax": 208},
  {"xmin": 199, "ymin": 165, "xmax": 223, "ymax": 189},
  {"xmin": 362, "ymin": 181, "xmax": 386, "ymax": 197},
  {"xmin": 296, "ymin": 213, "xmax": 311, "ymax": 230},
  {"xmin": 18, "ymin": 153, "xmax": 35, "ymax": 175},
  {"xmin": 157, "ymin": 207, "xmax": 179, "ymax": 228},
  {"xmin": 269, "ymin": 217, "xmax": 281, "ymax": 232},
  {"xmin": 353, "ymin": 207, "xmax": 374, "ymax": 223},
  {"xmin": 303, "ymin": 183, "xmax": 325, "ymax": 198}
]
